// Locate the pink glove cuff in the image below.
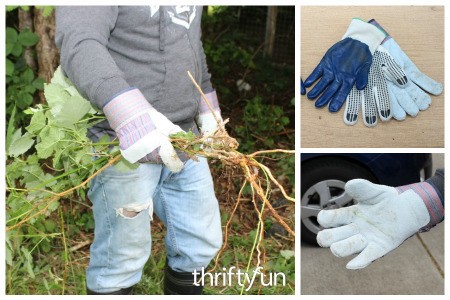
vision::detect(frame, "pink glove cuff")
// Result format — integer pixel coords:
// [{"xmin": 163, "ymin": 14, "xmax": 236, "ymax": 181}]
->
[
  {"xmin": 198, "ymin": 90, "xmax": 220, "ymax": 115},
  {"xmin": 396, "ymin": 182, "xmax": 444, "ymax": 231},
  {"xmin": 103, "ymin": 88, "xmax": 153, "ymax": 130}
]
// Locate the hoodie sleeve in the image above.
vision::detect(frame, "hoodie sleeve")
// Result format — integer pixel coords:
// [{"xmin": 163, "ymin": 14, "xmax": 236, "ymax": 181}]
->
[{"xmin": 55, "ymin": 6, "xmax": 131, "ymax": 109}]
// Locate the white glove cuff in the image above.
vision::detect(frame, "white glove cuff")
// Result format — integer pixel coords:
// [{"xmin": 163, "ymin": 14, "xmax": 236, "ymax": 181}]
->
[
  {"xmin": 120, "ymin": 126, "xmax": 164, "ymax": 163},
  {"xmin": 342, "ymin": 18, "xmax": 386, "ymax": 54}
]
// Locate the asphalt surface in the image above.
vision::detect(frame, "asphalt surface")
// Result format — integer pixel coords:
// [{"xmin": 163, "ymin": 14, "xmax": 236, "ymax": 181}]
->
[{"xmin": 300, "ymin": 154, "xmax": 445, "ymax": 295}]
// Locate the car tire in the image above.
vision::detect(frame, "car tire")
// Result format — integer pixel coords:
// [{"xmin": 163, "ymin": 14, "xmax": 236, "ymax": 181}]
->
[{"xmin": 301, "ymin": 157, "xmax": 378, "ymax": 245}]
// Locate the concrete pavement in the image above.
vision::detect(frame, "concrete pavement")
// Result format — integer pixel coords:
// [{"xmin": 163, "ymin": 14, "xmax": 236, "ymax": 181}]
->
[{"xmin": 300, "ymin": 154, "xmax": 444, "ymax": 295}]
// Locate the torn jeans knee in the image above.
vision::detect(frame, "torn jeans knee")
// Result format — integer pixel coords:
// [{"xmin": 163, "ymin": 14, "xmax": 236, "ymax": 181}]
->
[{"xmin": 115, "ymin": 202, "xmax": 153, "ymax": 220}]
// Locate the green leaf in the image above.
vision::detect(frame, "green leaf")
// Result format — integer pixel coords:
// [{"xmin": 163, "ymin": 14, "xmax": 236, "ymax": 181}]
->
[
  {"xmin": 44, "ymin": 219, "xmax": 57, "ymax": 232},
  {"xmin": 44, "ymin": 82, "xmax": 71, "ymax": 113},
  {"xmin": 50, "ymin": 66, "xmax": 73, "ymax": 88},
  {"xmin": 6, "ymin": 106, "xmax": 17, "ymax": 150},
  {"xmin": 36, "ymin": 6, "xmax": 54, "ymax": 17},
  {"xmin": 6, "ymin": 42, "xmax": 14, "ymax": 56},
  {"xmin": 26, "ymin": 109, "xmax": 47, "ymax": 134},
  {"xmin": 8, "ymin": 130, "xmax": 35, "ymax": 157},
  {"xmin": 54, "ymin": 95, "xmax": 93, "ymax": 128},
  {"xmin": 21, "ymin": 246, "xmax": 35, "ymax": 279},
  {"xmin": 35, "ymin": 126, "xmax": 66, "ymax": 159},
  {"xmin": 280, "ymin": 250, "xmax": 295, "ymax": 260},
  {"xmin": 6, "ymin": 6, "xmax": 19, "ymax": 12},
  {"xmin": 16, "ymin": 91, "xmax": 34, "ymax": 109},
  {"xmin": 6, "ymin": 27, "xmax": 18, "ymax": 43},
  {"xmin": 18, "ymin": 29, "xmax": 39, "ymax": 47},
  {"xmin": 114, "ymin": 158, "xmax": 139, "ymax": 172},
  {"xmin": 21, "ymin": 68, "xmax": 35, "ymax": 84},
  {"xmin": 10, "ymin": 42, "xmax": 23, "ymax": 57},
  {"xmin": 32, "ymin": 77, "xmax": 45, "ymax": 90},
  {"xmin": 6, "ymin": 59, "xmax": 14, "ymax": 76}
]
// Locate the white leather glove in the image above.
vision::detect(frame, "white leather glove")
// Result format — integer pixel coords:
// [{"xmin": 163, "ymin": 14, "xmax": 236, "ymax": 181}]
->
[
  {"xmin": 103, "ymin": 88, "xmax": 184, "ymax": 172},
  {"xmin": 195, "ymin": 90, "xmax": 223, "ymax": 136},
  {"xmin": 316, "ymin": 179, "xmax": 431, "ymax": 269}
]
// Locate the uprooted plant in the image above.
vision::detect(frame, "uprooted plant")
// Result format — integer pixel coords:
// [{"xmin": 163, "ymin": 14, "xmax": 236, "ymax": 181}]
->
[{"xmin": 6, "ymin": 67, "xmax": 294, "ymax": 293}]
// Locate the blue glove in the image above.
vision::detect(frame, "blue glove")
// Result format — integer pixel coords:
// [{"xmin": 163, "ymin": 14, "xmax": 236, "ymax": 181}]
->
[
  {"xmin": 301, "ymin": 78, "xmax": 306, "ymax": 95},
  {"xmin": 304, "ymin": 19, "xmax": 386, "ymax": 112}
]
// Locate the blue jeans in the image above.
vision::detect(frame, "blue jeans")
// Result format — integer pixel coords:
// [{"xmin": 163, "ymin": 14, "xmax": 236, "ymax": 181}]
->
[{"xmin": 86, "ymin": 157, "xmax": 222, "ymax": 293}]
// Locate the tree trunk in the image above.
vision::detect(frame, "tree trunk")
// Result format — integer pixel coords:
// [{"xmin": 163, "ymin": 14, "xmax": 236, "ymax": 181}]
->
[
  {"xmin": 264, "ymin": 7, "xmax": 278, "ymax": 58},
  {"xmin": 34, "ymin": 8, "xmax": 60, "ymax": 103},
  {"xmin": 18, "ymin": 8, "xmax": 37, "ymax": 71}
]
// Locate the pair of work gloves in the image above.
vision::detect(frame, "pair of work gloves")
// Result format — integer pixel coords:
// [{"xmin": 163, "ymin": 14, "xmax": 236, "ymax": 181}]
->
[
  {"xmin": 103, "ymin": 88, "xmax": 223, "ymax": 172},
  {"xmin": 301, "ymin": 19, "xmax": 443, "ymax": 127},
  {"xmin": 316, "ymin": 178, "xmax": 444, "ymax": 269}
]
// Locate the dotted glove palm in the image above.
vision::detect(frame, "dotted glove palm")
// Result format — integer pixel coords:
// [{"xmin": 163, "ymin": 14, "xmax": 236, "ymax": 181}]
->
[
  {"xmin": 369, "ymin": 19, "xmax": 443, "ymax": 120},
  {"xmin": 343, "ymin": 46, "xmax": 408, "ymax": 126}
]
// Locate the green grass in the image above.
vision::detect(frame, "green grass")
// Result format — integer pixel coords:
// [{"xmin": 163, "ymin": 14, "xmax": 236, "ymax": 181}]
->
[{"xmin": 6, "ymin": 213, "xmax": 294, "ymax": 295}]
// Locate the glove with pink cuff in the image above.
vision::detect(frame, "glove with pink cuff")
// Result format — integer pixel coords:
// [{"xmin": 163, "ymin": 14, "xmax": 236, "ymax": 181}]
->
[
  {"xmin": 103, "ymin": 88, "xmax": 185, "ymax": 173},
  {"xmin": 195, "ymin": 90, "xmax": 223, "ymax": 136},
  {"xmin": 316, "ymin": 179, "xmax": 444, "ymax": 269}
]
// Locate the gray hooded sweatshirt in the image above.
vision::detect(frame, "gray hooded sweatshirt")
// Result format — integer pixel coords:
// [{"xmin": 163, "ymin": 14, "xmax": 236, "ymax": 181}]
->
[{"xmin": 55, "ymin": 6, "xmax": 213, "ymax": 139}]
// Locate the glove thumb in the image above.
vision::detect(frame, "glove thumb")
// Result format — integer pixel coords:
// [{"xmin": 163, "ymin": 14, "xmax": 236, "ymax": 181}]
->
[{"xmin": 159, "ymin": 139, "xmax": 184, "ymax": 173}]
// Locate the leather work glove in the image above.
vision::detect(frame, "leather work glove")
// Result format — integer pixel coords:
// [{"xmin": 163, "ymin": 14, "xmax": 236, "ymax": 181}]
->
[
  {"xmin": 316, "ymin": 179, "xmax": 443, "ymax": 269},
  {"xmin": 103, "ymin": 88, "xmax": 185, "ymax": 172},
  {"xmin": 368, "ymin": 19, "xmax": 443, "ymax": 121},
  {"xmin": 304, "ymin": 18, "xmax": 386, "ymax": 112},
  {"xmin": 195, "ymin": 90, "xmax": 223, "ymax": 137},
  {"xmin": 343, "ymin": 45, "xmax": 408, "ymax": 127}
]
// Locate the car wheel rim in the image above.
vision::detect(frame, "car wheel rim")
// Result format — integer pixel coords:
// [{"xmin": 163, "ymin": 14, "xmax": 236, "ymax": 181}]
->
[{"xmin": 301, "ymin": 180, "xmax": 354, "ymax": 235}]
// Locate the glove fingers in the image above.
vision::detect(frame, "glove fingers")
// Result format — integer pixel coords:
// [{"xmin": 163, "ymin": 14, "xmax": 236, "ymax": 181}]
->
[
  {"xmin": 330, "ymin": 233, "xmax": 367, "ymax": 257},
  {"xmin": 317, "ymin": 206, "xmax": 357, "ymax": 228},
  {"xmin": 345, "ymin": 179, "xmax": 396, "ymax": 205},
  {"xmin": 301, "ymin": 78, "xmax": 306, "ymax": 95},
  {"xmin": 159, "ymin": 140, "xmax": 184, "ymax": 173},
  {"xmin": 307, "ymin": 75, "xmax": 333, "ymax": 100},
  {"xmin": 406, "ymin": 84, "xmax": 431, "ymax": 111},
  {"xmin": 304, "ymin": 63, "xmax": 324, "ymax": 88},
  {"xmin": 377, "ymin": 46, "xmax": 408, "ymax": 88},
  {"xmin": 361, "ymin": 86, "xmax": 377, "ymax": 127},
  {"xmin": 317, "ymin": 224, "xmax": 359, "ymax": 248},
  {"xmin": 387, "ymin": 83, "xmax": 419, "ymax": 117},
  {"xmin": 403, "ymin": 60, "xmax": 443, "ymax": 96},
  {"xmin": 346, "ymin": 242, "xmax": 386, "ymax": 269},
  {"xmin": 343, "ymin": 86, "xmax": 361, "ymax": 125},
  {"xmin": 314, "ymin": 80, "xmax": 341, "ymax": 108},
  {"xmin": 386, "ymin": 82, "xmax": 406, "ymax": 120},
  {"xmin": 329, "ymin": 81, "xmax": 353, "ymax": 112}
]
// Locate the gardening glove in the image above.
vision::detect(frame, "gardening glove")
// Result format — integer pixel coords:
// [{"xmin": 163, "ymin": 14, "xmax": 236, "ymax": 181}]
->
[
  {"xmin": 304, "ymin": 18, "xmax": 386, "ymax": 112},
  {"xmin": 195, "ymin": 90, "xmax": 223, "ymax": 137},
  {"xmin": 369, "ymin": 19, "xmax": 443, "ymax": 120},
  {"xmin": 316, "ymin": 179, "xmax": 443, "ymax": 270},
  {"xmin": 103, "ymin": 88, "xmax": 185, "ymax": 173},
  {"xmin": 343, "ymin": 45, "xmax": 408, "ymax": 127}
]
